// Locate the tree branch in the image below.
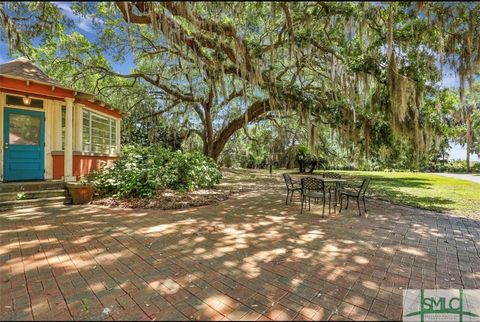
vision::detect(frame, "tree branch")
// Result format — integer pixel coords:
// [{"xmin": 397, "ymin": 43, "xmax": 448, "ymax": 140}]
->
[
  {"xmin": 212, "ymin": 99, "xmax": 271, "ymax": 159},
  {"xmin": 136, "ymin": 100, "xmax": 181, "ymax": 121}
]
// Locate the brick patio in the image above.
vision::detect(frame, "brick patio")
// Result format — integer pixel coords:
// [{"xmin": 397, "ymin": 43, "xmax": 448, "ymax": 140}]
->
[{"xmin": 1, "ymin": 188, "xmax": 479, "ymax": 321}]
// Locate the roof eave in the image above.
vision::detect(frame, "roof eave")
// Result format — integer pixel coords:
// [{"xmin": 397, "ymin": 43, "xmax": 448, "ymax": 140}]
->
[{"xmin": 0, "ymin": 73, "xmax": 124, "ymax": 116}]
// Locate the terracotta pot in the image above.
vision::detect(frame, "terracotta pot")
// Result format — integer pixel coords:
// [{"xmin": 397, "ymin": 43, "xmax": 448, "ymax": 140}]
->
[{"xmin": 67, "ymin": 183, "xmax": 94, "ymax": 204}]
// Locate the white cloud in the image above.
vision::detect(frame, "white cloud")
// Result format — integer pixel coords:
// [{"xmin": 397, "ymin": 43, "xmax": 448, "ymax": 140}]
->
[{"xmin": 54, "ymin": 2, "xmax": 94, "ymax": 33}]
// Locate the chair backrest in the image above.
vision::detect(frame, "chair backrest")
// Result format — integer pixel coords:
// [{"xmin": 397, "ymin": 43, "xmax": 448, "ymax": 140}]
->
[
  {"xmin": 301, "ymin": 177, "xmax": 325, "ymax": 193},
  {"xmin": 323, "ymin": 172, "xmax": 342, "ymax": 179},
  {"xmin": 358, "ymin": 178, "xmax": 371, "ymax": 196},
  {"xmin": 283, "ymin": 173, "xmax": 294, "ymax": 189}
]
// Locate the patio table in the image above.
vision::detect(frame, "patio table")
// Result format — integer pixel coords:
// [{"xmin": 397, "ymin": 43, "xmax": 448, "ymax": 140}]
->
[{"xmin": 300, "ymin": 176, "xmax": 351, "ymax": 207}]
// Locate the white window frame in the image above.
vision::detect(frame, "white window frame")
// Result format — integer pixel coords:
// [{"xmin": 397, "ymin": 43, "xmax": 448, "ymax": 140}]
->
[{"xmin": 82, "ymin": 108, "xmax": 118, "ymax": 155}]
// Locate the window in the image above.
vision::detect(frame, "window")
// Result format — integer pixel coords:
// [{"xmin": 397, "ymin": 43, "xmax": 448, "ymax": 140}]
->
[
  {"xmin": 9, "ymin": 113, "xmax": 41, "ymax": 145},
  {"xmin": 6, "ymin": 94, "xmax": 44, "ymax": 108},
  {"xmin": 82, "ymin": 110, "xmax": 117, "ymax": 154}
]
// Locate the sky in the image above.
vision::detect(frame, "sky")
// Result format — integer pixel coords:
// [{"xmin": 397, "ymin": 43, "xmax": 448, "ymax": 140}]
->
[
  {"xmin": 0, "ymin": 2, "xmax": 135, "ymax": 74},
  {"xmin": 0, "ymin": 2, "xmax": 478, "ymax": 162},
  {"xmin": 52, "ymin": 1, "xmax": 135, "ymax": 74}
]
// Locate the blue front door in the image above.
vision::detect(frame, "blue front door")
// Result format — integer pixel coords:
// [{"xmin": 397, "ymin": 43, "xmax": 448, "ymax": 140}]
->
[{"xmin": 4, "ymin": 107, "xmax": 45, "ymax": 181}]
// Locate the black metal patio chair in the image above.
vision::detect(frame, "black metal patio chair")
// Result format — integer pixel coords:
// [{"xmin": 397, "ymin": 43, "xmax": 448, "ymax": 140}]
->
[
  {"xmin": 300, "ymin": 177, "xmax": 332, "ymax": 217},
  {"xmin": 282, "ymin": 173, "xmax": 302, "ymax": 205},
  {"xmin": 339, "ymin": 178, "xmax": 371, "ymax": 216}
]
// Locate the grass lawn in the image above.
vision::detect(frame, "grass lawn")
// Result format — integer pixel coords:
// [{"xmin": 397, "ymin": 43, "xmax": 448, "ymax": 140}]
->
[{"xmin": 319, "ymin": 170, "xmax": 480, "ymax": 216}]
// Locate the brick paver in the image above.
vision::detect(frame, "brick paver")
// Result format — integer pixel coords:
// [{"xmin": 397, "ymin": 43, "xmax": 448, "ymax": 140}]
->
[{"xmin": 1, "ymin": 188, "xmax": 479, "ymax": 321}]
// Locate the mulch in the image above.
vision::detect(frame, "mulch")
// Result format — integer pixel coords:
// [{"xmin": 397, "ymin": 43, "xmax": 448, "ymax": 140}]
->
[{"xmin": 92, "ymin": 188, "xmax": 236, "ymax": 210}]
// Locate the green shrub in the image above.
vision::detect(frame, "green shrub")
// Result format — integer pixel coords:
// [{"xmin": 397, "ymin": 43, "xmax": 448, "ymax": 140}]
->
[
  {"xmin": 441, "ymin": 160, "xmax": 480, "ymax": 173},
  {"xmin": 472, "ymin": 162, "xmax": 480, "ymax": 172},
  {"xmin": 168, "ymin": 150, "xmax": 223, "ymax": 191},
  {"xmin": 296, "ymin": 144, "xmax": 309, "ymax": 157},
  {"xmin": 91, "ymin": 145, "xmax": 222, "ymax": 199},
  {"xmin": 295, "ymin": 144, "xmax": 327, "ymax": 172}
]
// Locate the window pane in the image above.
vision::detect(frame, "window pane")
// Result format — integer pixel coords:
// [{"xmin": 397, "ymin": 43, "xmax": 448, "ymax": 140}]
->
[
  {"xmin": 110, "ymin": 120, "xmax": 117, "ymax": 154},
  {"xmin": 6, "ymin": 95, "xmax": 43, "ymax": 108},
  {"xmin": 82, "ymin": 111, "xmax": 91, "ymax": 152},
  {"xmin": 81, "ymin": 110, "xmax": 116, "ymax": 154},
  {"xmin": 91, "ymin": 113, "xmax": 110, "ymax": 154},
  {"xmin": 9, "ymin": 114, "xmax": 41, "ymax": 145}
]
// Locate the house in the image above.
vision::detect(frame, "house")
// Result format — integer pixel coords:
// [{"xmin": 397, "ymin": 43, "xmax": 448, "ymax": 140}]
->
[{"xmin": 0, "ymin": 57, "xmax": 122, "ymax": 182}]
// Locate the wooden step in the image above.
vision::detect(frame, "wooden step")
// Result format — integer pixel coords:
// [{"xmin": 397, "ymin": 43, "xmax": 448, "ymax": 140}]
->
[
  {"xmin": 0, "ymin": 189, "xmax": 67, "ymax": 202},
  {"xmin": 0, "ymin": 196, "xmax": 72, "ymax": 212},
  {"xmin": 0, "ymin": 181, "xmax": 65, "ymax": 193}
]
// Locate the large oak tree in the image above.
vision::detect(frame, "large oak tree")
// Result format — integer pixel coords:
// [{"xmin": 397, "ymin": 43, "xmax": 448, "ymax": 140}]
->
[{"xmin": 1, "ymin": 2, "xmax": 479, "ymax": 167}]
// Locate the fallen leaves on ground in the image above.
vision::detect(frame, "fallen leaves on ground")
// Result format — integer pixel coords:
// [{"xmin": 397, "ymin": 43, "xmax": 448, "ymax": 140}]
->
[
  {"xmin": 92, "ymin": 168, "xmax": 284, "ymax": 210},
  {"xmin": 92, "ymin": 188, "xmax": 234, "ymax": 210}
]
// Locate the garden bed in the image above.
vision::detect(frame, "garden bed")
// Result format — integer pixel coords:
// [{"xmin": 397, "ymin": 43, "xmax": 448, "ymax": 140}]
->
[
  {"xmin": 92, "ymin": 188, "xmax": 236, "ymax": 209},
  {"xmin": 91, "ymin": 167, "xmax": 284, "ymax": 210}
]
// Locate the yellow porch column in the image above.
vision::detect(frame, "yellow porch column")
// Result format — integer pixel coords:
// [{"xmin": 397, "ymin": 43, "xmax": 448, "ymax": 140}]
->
[
  {"xmin": 64, "ymin": 98, "xmax": 76, "ymax": 182},
  {"xmin": 74, "ymin": 104, "xmax": 83, "ymax": 151}
]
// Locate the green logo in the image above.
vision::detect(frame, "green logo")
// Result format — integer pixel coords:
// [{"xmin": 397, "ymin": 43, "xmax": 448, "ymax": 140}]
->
[{"xmin": 404, "ymin": 289, "xmax": 480, "ymax": 322}]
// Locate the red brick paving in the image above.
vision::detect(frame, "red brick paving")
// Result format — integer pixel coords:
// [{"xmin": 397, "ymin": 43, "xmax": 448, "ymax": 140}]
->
[{"xmin": 1, "ymin": 188, "xmax": 480, "ymax": 321}]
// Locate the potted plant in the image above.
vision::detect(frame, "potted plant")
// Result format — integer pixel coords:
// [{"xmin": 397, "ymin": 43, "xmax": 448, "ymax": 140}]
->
[{"xmin": 66, "ymin": 178, "xmax": 94, "ymax": 204}]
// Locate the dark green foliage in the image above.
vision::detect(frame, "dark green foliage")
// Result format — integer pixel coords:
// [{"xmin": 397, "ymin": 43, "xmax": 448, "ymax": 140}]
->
[
  {"xmin": 436, "ymin": 160, "xmax": 480, "ymax": 174},
  {"xmin": 295, "ymin": 144, "xmax": 327, "ymax": 173},
  {"xmin": 2, "ymin": 2, "xmax": 480, "ymax": 171},
  {"xmin": 92, "ymin": 146, "xmax": 222, "ymax": 198},
  {"xmin": 122, "ymin": 116, "xmax": 185, "ymax": 150}
]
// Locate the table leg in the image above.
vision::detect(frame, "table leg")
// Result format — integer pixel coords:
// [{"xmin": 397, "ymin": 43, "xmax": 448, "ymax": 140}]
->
[{"xmin": 335, "ymin": 183, "xmax": 340, "ymax": 206}]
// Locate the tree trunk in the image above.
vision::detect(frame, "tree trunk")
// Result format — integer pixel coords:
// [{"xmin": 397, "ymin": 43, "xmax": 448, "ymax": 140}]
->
[
  {"xmin": 308, "ymin": 161, "xmax": 316, "ymax": 173},
  {"xmin": 466, "ymin": 117, "xmax": 471, "ymax": 172},
  {"xmin": 204, "ymin": 105, "xmax": 214, "ymax": 157},
  {"xmin": 364, "ymin": 121, "xmax": 370, "ymax": 162},
  {"xmin": 209, "ymin": 99, "xmax": 270, "ymax": 161},
  {"xmin": 298, "ymin": 160, "xmax": 305, "ymax": 173}
]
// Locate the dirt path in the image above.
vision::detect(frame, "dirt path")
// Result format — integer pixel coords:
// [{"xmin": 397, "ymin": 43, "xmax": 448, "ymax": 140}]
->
[{"xmin": 433, "ymin": 172, "xmax": 480, "ymax": 184}]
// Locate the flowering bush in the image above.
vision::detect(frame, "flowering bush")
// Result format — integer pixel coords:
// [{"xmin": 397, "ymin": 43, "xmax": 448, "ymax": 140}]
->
[{"xmin": 91, "ymin": 146, "xmax": 222, "ymax": 198}]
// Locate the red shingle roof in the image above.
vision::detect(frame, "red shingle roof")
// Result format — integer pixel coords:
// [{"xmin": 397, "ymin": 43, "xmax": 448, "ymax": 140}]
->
[
  {"xmin": 0, "ymin": 57, "xmax": 123, "ymax": 116},
  {"xmin": 0, "ymin": 57, "xmax": 59, "ymax": 86}
]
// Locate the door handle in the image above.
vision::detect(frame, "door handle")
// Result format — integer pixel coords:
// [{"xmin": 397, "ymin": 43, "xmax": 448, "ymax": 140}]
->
[{"xmin": 4, "ymin": 143, "xmax": 8, "ymax": 150}]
